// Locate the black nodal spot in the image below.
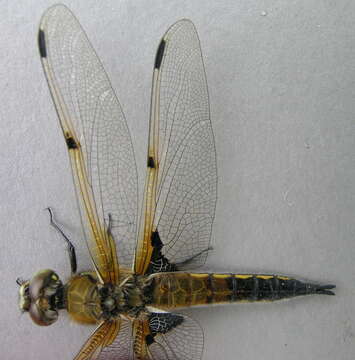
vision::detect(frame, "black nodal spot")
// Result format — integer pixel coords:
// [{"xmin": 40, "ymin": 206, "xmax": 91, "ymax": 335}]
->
[
  {"xmin": 66, "ymin": 137, "xmax": 78, "ymax": 149},
  {"xmin": 38, "ymin": 30, "xmax": 47, "ymax": 58},
  {"xmin": 146, "ymin": 334, "xmax": 155, "ymax": 346},
  {"xmin": 147, "ymin": 156, "xmax": 155, "ymax": 168},
  {"xmin": 151, "ymin": 231, "xmax": 163, "ymax": 249},
  {"xmin": 155, "ymin": 39, "xmax": 166, "ymax": 69}
]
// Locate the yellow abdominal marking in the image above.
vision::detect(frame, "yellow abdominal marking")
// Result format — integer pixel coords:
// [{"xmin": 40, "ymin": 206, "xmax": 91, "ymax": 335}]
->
[
  {"xmin": 191, "ymin": 273, "xmax": 209, "ymax": 279},
  {"xmin": 257, "ymin": 275, "xmax": 273, "ymax": 280},
  {"xmin": 212, "ymin": 274, "xmax": 231, "ymax": 279},
  {"xmin": 277, "ymin": 276, "xmax": 290, "ymax": 281},
  {"xmin": 235, "ymin": 275, "xmax": 253, "ymax": 279}
]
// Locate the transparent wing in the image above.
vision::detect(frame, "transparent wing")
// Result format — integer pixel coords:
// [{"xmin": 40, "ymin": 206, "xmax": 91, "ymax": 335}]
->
[
  {"xmin": 74, "ymin": 314, "xmax": 203, "ymax": 360},
  {"xmin": 154, "ymin": 21, "xmax": 217, "ymax": 270},
  {"xmin": 97, "ymin": 319, "xmax": 135, "ymax": 360},
  {"xmin": 146, "ymin": 313, "xmax": 204, "ymax": 360},
  {"xmin": 39, "ymin": 4, "xmax": 138, "ymax": 281},
  {"xmin": 74, "ymin": 320, "xmax": 120, "ymax": 360},
  {"xmin": 135, "ymin": 20, "xmax": 217, "ymax": 274},
  {"xmin": 75, "ymin": 319, "xmax": 134, "ymax": 360}
]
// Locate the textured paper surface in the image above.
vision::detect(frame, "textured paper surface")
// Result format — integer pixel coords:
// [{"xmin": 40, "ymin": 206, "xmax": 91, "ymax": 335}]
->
[{"xmin": 1, "ymin": 1, "xmax": 354, "ymax": 359}]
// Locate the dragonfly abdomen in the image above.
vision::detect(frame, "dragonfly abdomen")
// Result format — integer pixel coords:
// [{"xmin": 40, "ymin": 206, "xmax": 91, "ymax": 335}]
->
[
  {"xmin": 224, "ymin": 274, "xmax": 335, "ymax": 301},
  {"xmin": 148, "ymin": 272, "xmax": 335, "ymax": 309}
]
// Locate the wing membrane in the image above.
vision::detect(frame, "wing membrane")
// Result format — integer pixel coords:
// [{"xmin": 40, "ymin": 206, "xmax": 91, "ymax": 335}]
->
[
  {"xmin": 39, "ymin": 5, "xmax": 138, "ymax": 281},
  {"xmin": 97, "ymin": 319, "xmax": 135, "ymax": 359},
  {"xmin": 135, "ymin": 313, "xmax": 204, "ymax": 360},
  {"xmin": 135, "ymin": 20, "xmax": 217, "ymax": 274},
  {"xmin": 74, "ymin": 320, "xmax": 120, "ymax": 360},
  {"xmin": 75, "ymin": 314, "xmax": 203, "ymax": 360}
]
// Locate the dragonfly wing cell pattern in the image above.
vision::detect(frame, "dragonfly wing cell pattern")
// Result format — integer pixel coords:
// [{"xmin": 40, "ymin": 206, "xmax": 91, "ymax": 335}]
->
[
  {"xmin": 23, "ymin": 4, "xmax": 335, "ymax": 360},
  {"xmin": 39, "ymin": 5, "xmax": 139, "ymax": 282}
]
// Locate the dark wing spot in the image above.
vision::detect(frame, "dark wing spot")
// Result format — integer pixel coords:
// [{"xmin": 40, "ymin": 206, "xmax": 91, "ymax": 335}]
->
[
  {"xmin": 154, "ymin": 39, "xmax": 166, "ymax": 69},
  {"xmin": 147, "ymin": 156, "xmax": 155, "ymax": 168},
  {"xmin": 38, "ymin": 30, "xmax": 47, "ymax": 58},
  {"xmin": 66, "ymin": 137, "xmax": 78, "ymax": 149}
]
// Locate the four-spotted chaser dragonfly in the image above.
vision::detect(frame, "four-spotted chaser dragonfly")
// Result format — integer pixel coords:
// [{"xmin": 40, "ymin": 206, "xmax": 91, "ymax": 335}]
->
[{"xmin": 18, "ymin": 4, "xmax": 335, "ymax": 359}]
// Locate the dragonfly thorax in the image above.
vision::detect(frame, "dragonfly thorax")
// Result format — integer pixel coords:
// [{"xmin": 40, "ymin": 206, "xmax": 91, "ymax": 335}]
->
[
  {"xmin": 122, "ymin": 275, "xmax": 149, "ymax": 314},
  {"xmin": 98, "ymin": 283, "xmax": 127, "ymax": 319}
]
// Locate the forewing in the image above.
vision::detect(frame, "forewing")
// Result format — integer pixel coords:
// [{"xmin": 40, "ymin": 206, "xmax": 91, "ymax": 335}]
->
[
  {"xmin": 135, "ymin": 20, "xmax": 217, "ymax": 274},
  {"xmin": 39, "ymin": 5, "xmax": 138, "ymax": 281},
  {"xmin": 74, "ymin": 321, "xmax": 120, "ymax": 360}
]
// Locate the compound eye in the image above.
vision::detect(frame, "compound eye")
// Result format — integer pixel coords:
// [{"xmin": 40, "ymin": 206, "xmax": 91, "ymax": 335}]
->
[
  {"xmin": 29, "ymin": 270, "xmax": 61, "ymax": 300},
  {"xmin": 29, "ymin": 301, "xmax": 58, "ymax": 326}
]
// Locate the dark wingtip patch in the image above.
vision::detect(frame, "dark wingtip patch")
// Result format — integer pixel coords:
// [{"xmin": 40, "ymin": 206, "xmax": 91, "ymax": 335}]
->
[
  {"xmin": 147, "ymin": 156, "xmax": 155, "ymax": 168},
  {"xmin": 38, "ymin": 30, "xmax": 47, "ymax": 58},
  {"xmin": 66, "ymin": 137, "xmax": 78, "ymax": 149},
  {"xmin": 154, "ymin": 39, "xmax": 165, "ymax": 69}
]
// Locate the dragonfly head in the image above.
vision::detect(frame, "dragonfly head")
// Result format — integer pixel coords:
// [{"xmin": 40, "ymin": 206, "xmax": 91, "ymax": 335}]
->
[{"xmin": 18, "ymin": 269, "xmax": 63, "ymax": 326}]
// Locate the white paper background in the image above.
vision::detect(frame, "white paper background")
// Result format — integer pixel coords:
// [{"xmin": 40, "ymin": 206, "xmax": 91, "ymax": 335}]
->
[{"xmin": 1, "ymin": 1, "xmax": 354, "ymax": 359}]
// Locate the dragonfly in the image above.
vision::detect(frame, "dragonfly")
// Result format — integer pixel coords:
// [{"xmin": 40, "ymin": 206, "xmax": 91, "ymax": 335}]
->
[{"xmin": 18, "ymin": 4, "xmax": 335, "ymax": 360}]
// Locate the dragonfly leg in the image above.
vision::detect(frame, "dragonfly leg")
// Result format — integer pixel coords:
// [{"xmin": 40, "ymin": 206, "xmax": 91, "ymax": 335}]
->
[{"xmin": 46, "ymin": 207, "xmax": 77, "ymax": 274}]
